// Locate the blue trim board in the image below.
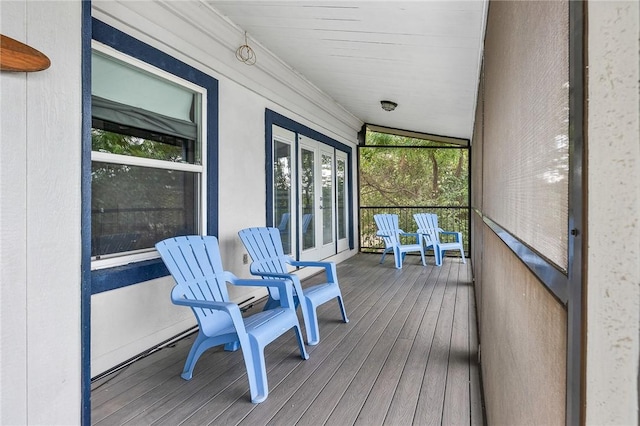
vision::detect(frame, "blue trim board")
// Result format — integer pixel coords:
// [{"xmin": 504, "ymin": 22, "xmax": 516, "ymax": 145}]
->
[
  {"xmin": 91, "ymin": 259, "xmax": 169, "ymax": 294},
  {"xmin": 347, "ymin": 149, "xmax": 354, "ymax": 250},
  {"xmin": 266, "ymin": 109, "xmax": 352, "ymax": 152},
  {"xmin": 483, "ymin": 214, "xmax": 568, "ymax": 304},
  {"xmin": 87, "ymin": 19, "xmax": 219, "ymax": 294},
  {"xmin": 265, "ymin": 109, "xmax": 355, "ymax": 251},
  {"xmin": 81, "ymin": 3, "xmax": 92, "ymax": 424},
  {"xmin": 265, "ymin": 114, "xmax": 274, "ymax": 226}
]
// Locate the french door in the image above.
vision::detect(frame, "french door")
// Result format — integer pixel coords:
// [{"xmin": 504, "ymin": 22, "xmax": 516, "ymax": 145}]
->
[{"xmin": 272, "ymin": 126, "xmax": 348, "ymax": 260}]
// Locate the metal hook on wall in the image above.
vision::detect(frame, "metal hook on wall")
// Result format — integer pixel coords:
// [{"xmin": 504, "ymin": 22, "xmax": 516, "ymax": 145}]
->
[{"xmin": 235, "ymin": 31, "xmax": 256, "ymax": 66}]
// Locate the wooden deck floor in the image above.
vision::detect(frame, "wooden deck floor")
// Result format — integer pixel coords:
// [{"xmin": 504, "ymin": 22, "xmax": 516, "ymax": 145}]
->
[{"xmin": 91, "ymin": 253, "xmax": 484, "ymax": 425}]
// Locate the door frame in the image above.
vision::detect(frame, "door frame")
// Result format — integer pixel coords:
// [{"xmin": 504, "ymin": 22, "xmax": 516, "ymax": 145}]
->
[{"xmin": 265, "ymin": 109, "xmax": 355, "ymax": 261}]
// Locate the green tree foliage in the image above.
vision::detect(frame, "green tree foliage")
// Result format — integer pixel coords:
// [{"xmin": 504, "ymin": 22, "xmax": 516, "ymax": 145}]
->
[
  {"xmin": 91, "ymin": 129, "xmax": 197, "ymax": 256},
  {"xmin": 92, "ymin": 129, "xmax": 183, "ymax": 162},
  {"xmin": 360, "ymin": 131, "xmax": 468, "ymax": 207},
  {"xmin": 359, "ymin": 130, "xmax": 470, "ymax": 251}
]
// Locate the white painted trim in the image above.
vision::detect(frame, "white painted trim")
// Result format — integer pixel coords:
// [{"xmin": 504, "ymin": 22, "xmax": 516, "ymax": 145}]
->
[
  {"xmin": 90, "ymin": 41, "xmax": 209, "ymax": 268},
  {"xmin": 92, "ymin": 41, "xmax": 207, "ymax": 93},
  {"xmin": 91, "ymin": 151, "xmax": 204, "ymax": 173},
  {"xmin": 91, "ymin": 249, "xmax": 160, "ymax": 270}
]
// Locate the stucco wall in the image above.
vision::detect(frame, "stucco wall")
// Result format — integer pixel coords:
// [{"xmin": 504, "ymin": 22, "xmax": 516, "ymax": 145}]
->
[
  {"xmin": 89, "ymin": 1, "xmax": 361, "ymax": 375},
  {"xmin": 585, "ymin": 2, "xmax": 640, "ymax": 424},
  {"xmin": 0, "ymin": 1, "xmax": 83, "ymax": 424}
]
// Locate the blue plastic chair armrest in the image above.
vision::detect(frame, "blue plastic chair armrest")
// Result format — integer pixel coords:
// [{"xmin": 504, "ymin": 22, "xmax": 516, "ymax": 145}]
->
[
  {"xmin": 289, "ymin": 259, "xmax": 331, "ymax": 269},
  {"xmin": 232, "ymin": 277, "xmax": 289, "ymax": 289},
  {"xmin": 171, "ymin": 297, "xmax": 236, "ymax": 313},
  {"xmin": 290, "ymin": 260, "xmax": 336, "ymax": 282},
  {"xmin": 399, "ymin": 231, "xmax": 421, "ymax": 244},
  {"xmin": 232, "ymin": 278, "xmax": 295, "ymax": 308},
  {"xmin": 248, "ymin": 269, "xmax": 295, "ymax": 280},
  {"xmin": 440, "ymin": 230, "xmax": 462, "ymax": 241},
  {"xmin": 400, "ymin": 232, "xmax": 420, "ymax": 238}
]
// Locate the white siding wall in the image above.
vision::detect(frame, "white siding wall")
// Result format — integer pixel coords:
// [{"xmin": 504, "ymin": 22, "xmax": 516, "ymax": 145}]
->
[
  {"xmin": 90, "ymin": 1, "xmax": 361, "ymax": 376},
  {"xmin": 586, "ymin": 2, "xmax": 640, "ymax": 424},
  {"xmin": 0, "ymin": 1, "xmax": 82, "ymax": 424}
]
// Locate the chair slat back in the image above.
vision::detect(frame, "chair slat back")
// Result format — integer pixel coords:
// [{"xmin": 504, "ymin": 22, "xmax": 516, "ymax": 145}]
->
[
  {"xmin": 156, "ymin": 236, "xmax": 230, "ymax": 320},
  {"xmin": 238, "ymin": 227, "xmax": 293, "ymax": 301},
  {"xmin": 301, "ymin": 214, "xmax": 314, "ymax": 235},
  {"xmin": 374, "ymin": 214, "xmax": 401, "ymax": 247},
  {"xmin": 414, "ymin": 213, "xmax": 441, "ymax": 244},
  {"xmin": 277, "ymin": 213, "xmax": 290, "ymax": 231},
  {"xmin": 238, "ymin": 227, "xmax": 289, "ymax": 275}
]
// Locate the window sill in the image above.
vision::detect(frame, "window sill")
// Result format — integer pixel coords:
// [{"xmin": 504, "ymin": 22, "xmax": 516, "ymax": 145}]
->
[{"xmin": 91, "ymin": 258, "xmax": 169, "ymax": 294}]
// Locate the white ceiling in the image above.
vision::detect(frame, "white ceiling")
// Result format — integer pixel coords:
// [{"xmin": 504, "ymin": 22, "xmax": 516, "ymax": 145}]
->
[{"xmin": 208, "ymin": 0, "xmax": 487, "ymax": 140}]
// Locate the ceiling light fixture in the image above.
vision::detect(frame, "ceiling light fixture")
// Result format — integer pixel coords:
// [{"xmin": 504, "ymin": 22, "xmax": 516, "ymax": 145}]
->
[{"xmin": 380, "ymin": 100, "xmax": 398, "ymax": 112}]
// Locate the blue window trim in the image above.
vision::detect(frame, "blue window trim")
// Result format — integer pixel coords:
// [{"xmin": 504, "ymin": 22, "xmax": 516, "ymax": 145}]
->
[
  {"xmin": 86, "ymin": 18, "xmax": 219, "ymax": 295},
  {"xmin": 265, "ymin": 109, "xmax": 355, "ymax": 251},
  {"xmin": 81, "ymin": 5, "xmax": 91, "ymax": 425}
]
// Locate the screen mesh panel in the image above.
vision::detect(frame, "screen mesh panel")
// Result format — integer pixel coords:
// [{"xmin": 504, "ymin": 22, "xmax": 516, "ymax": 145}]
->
[
  {"xmin": 472, "ymin": 65, "xmax": 484, "ymax": 211},
  {"xmin": 482, "ymin": 0, "xmax": 569, "ymax": 270}
]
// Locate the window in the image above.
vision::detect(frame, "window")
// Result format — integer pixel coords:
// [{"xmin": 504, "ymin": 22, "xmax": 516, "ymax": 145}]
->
[{"xmin": 91, "ymin": 44, "xmax": 206, "ymax": 269}]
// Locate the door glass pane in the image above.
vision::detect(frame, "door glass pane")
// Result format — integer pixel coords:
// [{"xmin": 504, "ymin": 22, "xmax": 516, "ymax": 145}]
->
[
  {"xmin": 337, "ymin": 158, "xmax": 346, "ymax": 239},
  {"xmin": 322, "ymin": 153, "xmax": 334, "ymax": 245},
  {"xmin": 274, "ymin": 141, "xmax": 292, "ymax": 254},
  {"xmin": 301, "ymin": 148, "xmax": 315, "ymax": 250}
]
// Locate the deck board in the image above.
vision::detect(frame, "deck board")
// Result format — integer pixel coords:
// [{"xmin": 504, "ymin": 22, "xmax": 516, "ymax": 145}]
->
[
  {"xmin": 92, "ymin": 253, "xmax": 484, "ymax": 426},
  {"xmin": 384, "ymin": 261, "xmax": 451, "ymax": 424}
]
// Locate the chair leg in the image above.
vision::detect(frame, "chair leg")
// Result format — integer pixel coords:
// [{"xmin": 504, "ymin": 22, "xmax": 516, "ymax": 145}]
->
[
  {"xmin": 181, "ymin": 332, "xmax": 213, "ymax": 380},
  {"xmin": 291, "ymin": 280, "xmax": 316, "ymax": 345},
  {"xmin": 394, "ymin": 248, "xmax": 402, "ymax": 269},
  {"xmin": 293, "ymin": 323, "xmax": 310, "ymax": 360},
  {"xmin": 303, "ymin": 297, "xmax": 321, "ymax": 345},
  {"xmin": 223, "ymin": 340, "xmax": 241, "ymax": 351},
  {"xmin": 421, "ymin": 235, "xmax": 435, "ymax": 265},
  {"xmin": 380, "ymin": 247, "xmax": 392, "ymax": 264},
  {"xmin": 435, "ymin": 246, "xmax": 443, "ymax": 266},
  {"xmin": 459, "ymin": 247, "xmax": 467, "ymax": 263},
  {"xmin": 242, "ymin": 334, "xmax": 269, "ymax": 403},
  {"xmin": 419, "ymin": 248, "xmax": 426, "ymax": 266},
  {"xmin": 336, "ymin": 295, "xmax": 349, "ymax": 323}
]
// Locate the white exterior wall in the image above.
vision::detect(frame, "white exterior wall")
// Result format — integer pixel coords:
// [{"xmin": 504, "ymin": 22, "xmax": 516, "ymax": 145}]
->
[
  {"xmin": 586, "ymin": 1, "xmax": 640, "ymax": 424},
  {"xmin": 0, "ymin": 1, "xmax": 83, "ymax": 424},
  {"xmin": 90, "ymin": 1, "xmax": 362, "ymax": 375}
]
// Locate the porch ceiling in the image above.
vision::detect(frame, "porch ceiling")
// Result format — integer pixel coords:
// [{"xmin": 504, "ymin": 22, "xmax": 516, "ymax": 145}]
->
[{"xmin": 208, "ymin": 1, "xmax": 487, "ymax": 140}]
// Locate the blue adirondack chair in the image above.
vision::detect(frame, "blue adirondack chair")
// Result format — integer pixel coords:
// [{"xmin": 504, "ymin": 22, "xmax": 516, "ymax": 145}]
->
[
  {"xmin": 276, "ymin": 212, "xmax": 290, "ymax": 231},
  {"xmin": 413, "ymin": 213, "xmax": 466, "ymax": 266},
  {"xmin": 155, "ymin": 235, "xmax": 308, "ymax": 403},
  {"xmin": 373, "ymin": 213, "xmax": 426, "ymax": 269},
  {"xmin": 238, "ymin": 227, "xmax": 349, "ymax": 346},
  {"xmin": 301, "ymin": 213, "xmax": 313, "ymax": 234}
]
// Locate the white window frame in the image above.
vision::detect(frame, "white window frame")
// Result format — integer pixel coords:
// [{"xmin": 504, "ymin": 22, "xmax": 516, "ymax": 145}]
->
[
  {"xmin": 272, "ymin": 126, "xmax": 297, "ymax": 256},
  {"xmin": 336, "ymin": 151, "xmax": 349, "ymax": 253},
  {"xmin": 90, "ymin": 41, "xmax": 207, "ymax": 270}
]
